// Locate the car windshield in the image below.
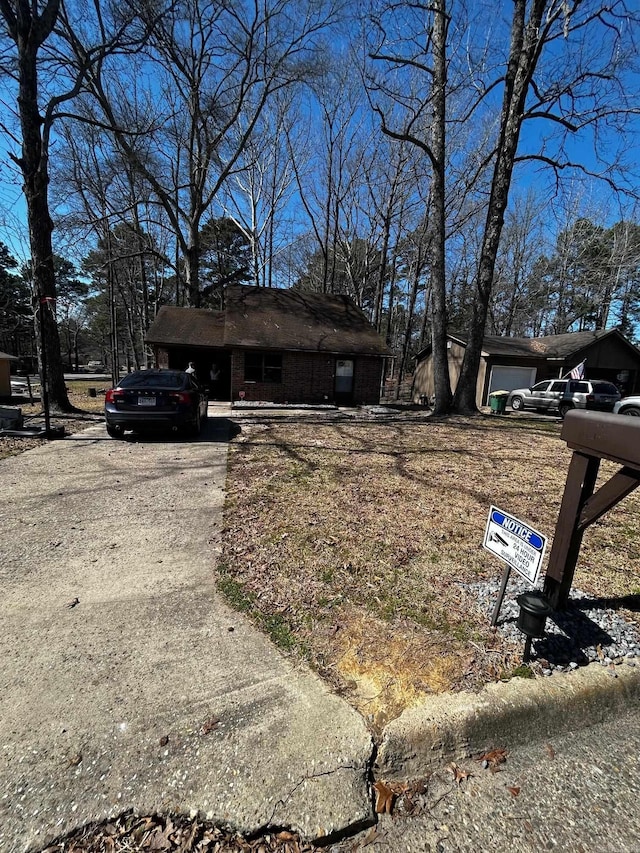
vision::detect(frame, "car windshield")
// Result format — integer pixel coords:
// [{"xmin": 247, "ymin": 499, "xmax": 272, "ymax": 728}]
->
[
  {"xmin": 592, "ymin": 382, "xmax": 620, "ymax": 394},
  {"xmin": 118, "ymin": 371, "xmax": 185, "ymax": 389}
]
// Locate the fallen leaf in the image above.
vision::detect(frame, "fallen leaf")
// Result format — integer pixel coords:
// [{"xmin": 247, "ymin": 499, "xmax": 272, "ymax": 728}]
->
[
  {"xmin": 507, "ymin": 785, "xmax": 521, "ymax": 797},
  {"xmin": 449, "ymin": 762, "xmax": 472, "ymax": 785},
  {"xmin": 360, "ymin": 826, "xmax": 379, "ymax": 847},
  {"xmin": 179, "ymin": 821, "xmax": 199, "ymax": 852},
  {"xmin": 133, "ymin": 818, "xmax": 157, "ymax": 844},
  {"xmin": 65, "ymin": 752, "xmax": 82, "ymax": 768},
  {"xmin": 545, "ymin": 742, "xmax": 556, "ymax": 759},
  {"xmin": 144, "ymin": 825, "xmax": 172, "ymax": 851},
  {"xmin": 373, "ymin": 780, "xmax": 396, "ymax": 813},
  {"xmin": 477, "ymin": 747, "xmax": 507, "ymax": 768},
  {"xmin": 276, "ymin": 831, "xmax": 296, "ymax": 842}
]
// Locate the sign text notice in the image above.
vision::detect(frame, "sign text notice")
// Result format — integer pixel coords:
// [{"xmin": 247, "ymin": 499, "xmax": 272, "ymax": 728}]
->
[{"xmin": 483, "ymin": 506, "xmax": 547, "ymax": 584}]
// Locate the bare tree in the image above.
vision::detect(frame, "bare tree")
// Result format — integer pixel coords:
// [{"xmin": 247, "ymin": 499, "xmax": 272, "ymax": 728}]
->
[
  {"xmin": 453, "ymin": 0, "xmax": 640, "ymax": 412},
  {"xmin": 367, "ymin": 0, "xmax": 639, "ymax": 413},
  {"xmin": 224, "ymin": 91, "xmax": 299, "ymax": 288},
  {"xmin": 367, "ymin": 0, "xmax": 453, "ymax": 413},
  {"xmin": 0, "ymin": 0, "xmax": 72, "ymax": 410},
  {"xmin": 72, "ymin": 0, "xmax": 337, "ymax": 307},
  {"xmin": 0, "ymin": 0, "xmax": 145, "ymax": 410},
  {"xmin": 55, "ymin": 118, "xmax": 170, "ymax": 378},
  {"xmin": 488, "ymin": 190, "xmax": 546, "ymax": 336},
  {"xmin": 286, "ymin": 57, "xmax": 367, "ymax": 297}
]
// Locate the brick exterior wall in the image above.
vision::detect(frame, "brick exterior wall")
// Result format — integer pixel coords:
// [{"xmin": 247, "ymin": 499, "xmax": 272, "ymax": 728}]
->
[
  {"xmin": 230, "ymin": 349, "xmax": 383, "ymax": 405},
  {"xmin": 353, "ymin": 356, "xmax": 384, "ymax": 404}
]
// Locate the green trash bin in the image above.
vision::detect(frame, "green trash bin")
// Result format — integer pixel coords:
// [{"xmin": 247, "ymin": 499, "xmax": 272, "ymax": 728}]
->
[{"xmin": 489, "ymin": 390, "xmax": 509, "ymax": 414}]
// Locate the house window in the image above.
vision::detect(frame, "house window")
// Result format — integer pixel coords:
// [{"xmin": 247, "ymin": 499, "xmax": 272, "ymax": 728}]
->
[{"xmin": 245, "ymin": 351, "xmax": 282, "ymax": 383}]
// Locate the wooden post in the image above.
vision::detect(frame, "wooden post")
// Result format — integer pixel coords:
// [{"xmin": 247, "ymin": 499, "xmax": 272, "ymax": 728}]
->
[
  {"xmin": 543, "ymin": 453, "xmax": 599, "ymax": 609},
  {"xmin": 543, "ymin": 411, "xmax": 640, "ymax": 610}
]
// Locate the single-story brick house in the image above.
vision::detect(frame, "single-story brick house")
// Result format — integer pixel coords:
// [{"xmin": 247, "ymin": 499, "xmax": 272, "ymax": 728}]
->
[
  {"xmin": 413, "ymin": 328, "xmax": 640, "ymax": 407},
  {"xmin": 145, "ymin": 285, "xmax": 391, "ymax": 405}
]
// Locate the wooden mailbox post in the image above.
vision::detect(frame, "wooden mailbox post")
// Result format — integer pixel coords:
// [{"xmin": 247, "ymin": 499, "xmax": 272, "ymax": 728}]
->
[{"xmin": 543, "ymin": 411, "xmax": 640, "ymax": 609}]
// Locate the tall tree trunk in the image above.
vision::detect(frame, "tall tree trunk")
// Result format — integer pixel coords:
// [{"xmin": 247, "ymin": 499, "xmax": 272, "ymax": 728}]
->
[
  {"xmin": 12, "ymin": 8, "xmax": 71, "ymax": 411},
  {"xmin": 429, "ymin": 0, "xmax": 452, "ymax": 415},
  {"xmin": 184, "ymin": 243, "xmax": 200, "ymax": 307},
  {"xmin": 395, "ymin": 259, "xmax": 421, "ymax": 400},
  {"xmin": 132, "ymin": 205, "xmax": 151, "ymax": 366},
  {"xmin": 454, "ymin": 0, "xmax": 546, "ymax": 413},
  {"xmin": 396, "ymin": 226, "xmax": 429, "ymax": 399}
]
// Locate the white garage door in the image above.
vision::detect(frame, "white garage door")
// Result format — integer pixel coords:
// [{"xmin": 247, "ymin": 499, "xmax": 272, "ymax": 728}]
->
[{"xmin": 487, "ymin": 366, "xmax": 537, "ymax": 399}]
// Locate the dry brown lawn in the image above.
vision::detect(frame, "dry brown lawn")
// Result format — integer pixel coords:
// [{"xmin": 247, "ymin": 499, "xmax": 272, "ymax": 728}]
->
[
  {"xmin": 0, "ymin": 380, "xmax": 104, "ymax": 459},
  {"xmin": 220, "ymin": 409, "xmax": 640, "ymax": 730}
]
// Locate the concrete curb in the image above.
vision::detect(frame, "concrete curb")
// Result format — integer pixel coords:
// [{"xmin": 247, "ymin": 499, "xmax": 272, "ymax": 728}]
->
[{"xmin": 376, "ymin": 662, "xmax": 640, "ymax": 780}]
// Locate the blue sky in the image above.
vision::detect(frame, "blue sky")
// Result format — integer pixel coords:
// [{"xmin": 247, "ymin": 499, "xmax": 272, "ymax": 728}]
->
[{"xmin": 0, "ymin": 0, "xmax": 639, "ymax": 274}]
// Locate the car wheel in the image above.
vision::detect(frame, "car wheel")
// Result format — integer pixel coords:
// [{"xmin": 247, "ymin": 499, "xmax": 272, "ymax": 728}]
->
[
  {"xmin": 510, "ymin": 396, "xmax": 524, "ymax": 411},
  {"xmin": 558, "ymin": 403, "xmax": 573, "ymax": 418},
  {"xmin": 106, "ymin": 424, "xmax": 124, "ymax": 439},
  {"xmin": 621, "ymin": 406, "xmax": 640, "ymax": 417}
]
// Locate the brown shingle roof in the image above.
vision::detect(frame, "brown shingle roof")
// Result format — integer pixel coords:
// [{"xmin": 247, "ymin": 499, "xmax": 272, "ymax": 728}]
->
[
  {"xmin": 145, "ymin": 307, "xmax": 225, "ymax": 348},
  {"xmin": 430, "ymin": 329, "xmax": 623, "ymax": 361},
  {"xmin": 146, "ymin": 286, "xmax": 391, "ymax": 356},
  {"xmin": 224, "ymin": 286, "xmax": 390, "ymax": 354},
  {"xmin": 480, "ymin": 329, "xmax": 616, "ymax": 358}
]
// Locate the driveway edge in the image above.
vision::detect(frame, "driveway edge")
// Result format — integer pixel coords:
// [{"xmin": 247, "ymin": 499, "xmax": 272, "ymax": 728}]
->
[{"xmin": 376, "ymin": 662, "xmax": 640, "ymax": 780}]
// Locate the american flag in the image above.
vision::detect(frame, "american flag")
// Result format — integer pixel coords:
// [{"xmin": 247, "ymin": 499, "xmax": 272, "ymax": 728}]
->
[{"xmin": 569, "ymin": 360, "xmax": 586, "ymax": 380}]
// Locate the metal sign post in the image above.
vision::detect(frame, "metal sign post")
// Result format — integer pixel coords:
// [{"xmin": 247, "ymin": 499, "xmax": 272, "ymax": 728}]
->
[{"xmin": 490, "ymin": 565, "xmax": 512, "ymax": 628}]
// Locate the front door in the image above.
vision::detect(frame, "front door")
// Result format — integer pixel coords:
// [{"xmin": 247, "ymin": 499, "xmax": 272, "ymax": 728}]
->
[{"xmin": 335, "ymin": 358, "xmax": 354, "ymax": 405}]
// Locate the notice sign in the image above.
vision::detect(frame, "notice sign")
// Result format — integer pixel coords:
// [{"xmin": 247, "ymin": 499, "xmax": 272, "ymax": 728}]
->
[{"xmin": 483, "ymin": 506, "xmax": 547, "ymax": 584}]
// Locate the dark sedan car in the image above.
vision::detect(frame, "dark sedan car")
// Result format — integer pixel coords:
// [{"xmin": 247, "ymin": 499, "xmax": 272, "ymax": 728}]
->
[{"xmin": 105, "ymin": 369, "xmax": 208, "ymax": 438}]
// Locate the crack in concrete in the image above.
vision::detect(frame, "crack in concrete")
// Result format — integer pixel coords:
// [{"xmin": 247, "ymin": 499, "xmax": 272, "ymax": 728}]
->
[{"xmin": 263, "ymin": 756, "xmax": 377, "ymax": 845}]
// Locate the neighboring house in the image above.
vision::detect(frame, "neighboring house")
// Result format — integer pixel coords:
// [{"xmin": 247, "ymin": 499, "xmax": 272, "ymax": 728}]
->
[
  {"xmin": 145, "ymin": 285, "xmax": 391, "ymax": 405},
  {"xmin": 0, "ymin": 351, "xmax": 18, "ymax": 398},
  {"xmin": 413, "ymin": 329, "xmax": 640, "ymax": 407}
]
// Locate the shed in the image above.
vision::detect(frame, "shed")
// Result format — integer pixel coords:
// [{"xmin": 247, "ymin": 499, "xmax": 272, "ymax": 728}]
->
[
  {"xmin": 413, "ymin": 329, "xmax": 640, "ymax": 407},
  {"xmin": 145, "ymin": 285, "xmax": 391, "ymax": 405},
  {"xmin": 0, "ymin": 351, "xmax": 18, "ymax": 398}
]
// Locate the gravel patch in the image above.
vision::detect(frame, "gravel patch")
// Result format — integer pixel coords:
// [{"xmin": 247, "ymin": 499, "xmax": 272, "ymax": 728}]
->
[{"xmin": 463, "ymin": 575, "xmax": 640, "ymax": 674}]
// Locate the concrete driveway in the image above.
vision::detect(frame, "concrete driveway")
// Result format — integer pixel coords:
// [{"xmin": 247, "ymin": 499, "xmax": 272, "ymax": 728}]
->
[{"xmin": 0, "ymin": 411, "xmax": 372, "ymax": 852}]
